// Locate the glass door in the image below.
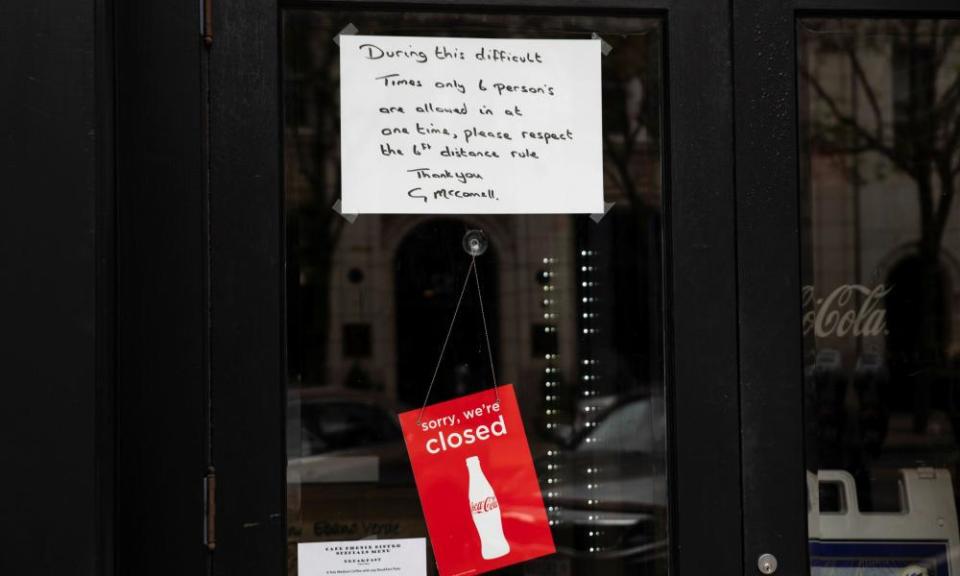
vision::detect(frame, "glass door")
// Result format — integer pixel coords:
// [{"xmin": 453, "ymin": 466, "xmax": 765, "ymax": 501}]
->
[
  {"xmin": 799, "ymin": 18, "xmax": 960, "ymax": 575},
  {"xmin": 282, "ymin": 10, "xmax": 667, "ymax": 576},
  {"xmin": 736, "ymin": 3, "xmax": 960, "ymax": 576},
  {"xmin": 119, "ymin": 1, "xmax": 960, "ymax": 575},
  {"xmin": 207, "ymin": 1, "xmax": 740, "ymax": 575}
]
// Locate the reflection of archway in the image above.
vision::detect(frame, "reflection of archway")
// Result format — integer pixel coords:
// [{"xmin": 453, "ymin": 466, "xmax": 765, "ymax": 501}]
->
[
  {"xmin": 394, "ymin": 219, "xmax": 500, "ymax": 406},
  {"xmin": 885, "ymin": 254, "xmax": 951, "ymax": 427}
]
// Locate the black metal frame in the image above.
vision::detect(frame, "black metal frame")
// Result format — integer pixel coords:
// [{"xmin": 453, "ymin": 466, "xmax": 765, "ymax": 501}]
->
[
  {"xmin": 85, "ymin": 0, "xmax": 960, "ymax": 574},
  {"xmin": 209, "ymin": 0, "xmax": 740, "ymax": 575},
  {"xmin": 734, "ymin": 1, "xmax": 960, "ymax": 575},
  {"xmin": 112, "ymin": 0, "xmax": 209, "ymax": 574},
  {"xmin": 2, "ymin": 0, "xmax": 108, "ymax": 574},
  {"xmin": 208, "ymin": 0, "xmax": 285, "ymax": 573},
  {"xmin": 30, "ymin": 0, "xmax": 960, "ymax": 575},
  {"xmin": 101, "ymin": 0, "xmax": 960, "ymax": 574}
]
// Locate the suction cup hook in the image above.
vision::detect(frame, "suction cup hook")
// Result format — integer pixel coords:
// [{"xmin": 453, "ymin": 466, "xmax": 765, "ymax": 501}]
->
[{"xmin": 462, "ymin": 229, "xmax": 488, "ymax": 257}]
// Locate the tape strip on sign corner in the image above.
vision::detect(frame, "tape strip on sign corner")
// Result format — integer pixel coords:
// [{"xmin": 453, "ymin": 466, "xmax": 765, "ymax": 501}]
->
[
  {"xmin": 332, "ymin": 199, "xmax": 358, "ymax": 223},
  {"xmin": 333, "ymin": 23, "xmax": 359, "ymax": 46},
  {"xmin": 398, "ymin": 384, "xmax": 555, "ymax": 576},
  {"xmin": 590, "ymin": 201, "xmax": 615, "ymax": 223},
  {"xmin": 590, "ymin": 33, "xmax": 613, "ymax": 56}
]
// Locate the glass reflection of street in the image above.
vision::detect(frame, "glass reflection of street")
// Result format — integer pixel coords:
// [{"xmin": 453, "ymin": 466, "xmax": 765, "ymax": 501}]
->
[
  {"xmin": 800, "ymin": 19, "xmax": 960, "ymax": 575},
  {"xmin": 284, "ymin": 10, "xmax": 666, "ymax": 576}
]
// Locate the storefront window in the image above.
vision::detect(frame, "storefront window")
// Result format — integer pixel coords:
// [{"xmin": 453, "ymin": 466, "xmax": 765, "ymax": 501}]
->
[
  {"xmin": 283, "ymin": 10, "xmax": 666, "ymax": 575},
  {"xmin": 799, "ymin": 19, "xmax": 960, "ymax": 574}
]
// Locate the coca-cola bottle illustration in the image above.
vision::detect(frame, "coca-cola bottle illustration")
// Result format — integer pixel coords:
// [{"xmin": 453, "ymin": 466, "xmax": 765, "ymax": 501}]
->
[{"xmin": 466, "ymin": 455, "xmax": 510, "ymax": 560}]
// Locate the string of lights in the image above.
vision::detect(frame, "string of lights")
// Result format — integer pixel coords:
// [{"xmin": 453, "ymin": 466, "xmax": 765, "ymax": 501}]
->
[
  {"xmin": 541, "ymin": 256, "xmax": 562, "ymax": 528},
  {"xmin": 579, "ymin": 247, "xmax": 604, "ymax": 553}
]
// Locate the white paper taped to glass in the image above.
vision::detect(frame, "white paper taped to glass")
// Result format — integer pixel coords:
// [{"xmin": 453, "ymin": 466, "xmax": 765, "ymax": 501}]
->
[{"xmin": 339, "ymin": 35, "xmax": 603, "ymax": 214}]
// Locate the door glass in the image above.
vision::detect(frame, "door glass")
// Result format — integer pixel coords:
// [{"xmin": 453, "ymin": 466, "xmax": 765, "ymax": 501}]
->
[
  {"xmin": 799, "ymin": 19, "xmax": 960, "ymax": 575},
  {"xmin": 283, "ymin": 10, "xmax": 667, "ymax": 576}
]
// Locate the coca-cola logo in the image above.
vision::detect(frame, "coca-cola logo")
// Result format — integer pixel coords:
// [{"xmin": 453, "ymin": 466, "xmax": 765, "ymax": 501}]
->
[
  {"xmin": 802, "ymin": 284, "xmax": 892, "ymax": 338},
  {"xmin": 470, "ymin": 496, "xmax": 499, "ymax": 513}
]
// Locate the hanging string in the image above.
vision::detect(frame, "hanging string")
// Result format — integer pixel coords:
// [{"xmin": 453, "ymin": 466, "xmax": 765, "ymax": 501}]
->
[
  {"xmin": 473, "ymin": 256, "xmax": 499, "ymax": 404},
  {"xmin": 418, "ymin": 255, "xmax": 499, "ymax": 423}
]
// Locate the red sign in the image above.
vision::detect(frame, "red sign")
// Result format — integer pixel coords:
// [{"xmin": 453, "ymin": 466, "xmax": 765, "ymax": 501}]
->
[{"xmin": 399, "ymin": 384, "xmax": 555, "ymax": 576}]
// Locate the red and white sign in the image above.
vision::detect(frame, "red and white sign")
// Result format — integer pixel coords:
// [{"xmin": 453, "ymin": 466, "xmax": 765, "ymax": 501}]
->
[{"xmin": 398, "ymin": 384, "xmax": 555, "ymax": 576}]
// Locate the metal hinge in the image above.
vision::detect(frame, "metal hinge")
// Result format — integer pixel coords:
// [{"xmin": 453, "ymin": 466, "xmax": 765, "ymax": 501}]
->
[
  {"xmin": 201, "ymin": 0, "xmax": 213, "ymax": 47},
  {"xmin": 203, "ymin": 467, "xmax": 216, "ymax": 551}
]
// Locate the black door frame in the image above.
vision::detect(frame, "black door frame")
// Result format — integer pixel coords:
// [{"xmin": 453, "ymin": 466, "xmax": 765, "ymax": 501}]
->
[
  {"xmin": 112, "ymin": 1, "xmax": 208, "ymax": 575},
  {"xmin": 116, "ymin": 0, "xmax": 960, "ymax": 576},
  {"xmin": 208, "ymin": 0, "xmax": 739, "ymax": 575},
  {"xmin": 734, "ymin": 1, "xmax": 960, "ymax": 575},
  {"xmin": 113, "ymin": 0, "xmax": 960, "ymax": 575}
]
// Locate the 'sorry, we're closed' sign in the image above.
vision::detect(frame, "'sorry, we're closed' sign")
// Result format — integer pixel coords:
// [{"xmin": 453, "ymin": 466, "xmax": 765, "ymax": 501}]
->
[{"xmin": 398, "ymin": 385, "xmax": 555, "ymax": 575}]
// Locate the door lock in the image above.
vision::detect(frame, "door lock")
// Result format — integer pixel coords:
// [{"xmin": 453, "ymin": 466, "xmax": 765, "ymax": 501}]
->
[{"xmin": 757, "ymin": 553, "xmax": 778, "ymax": 574}]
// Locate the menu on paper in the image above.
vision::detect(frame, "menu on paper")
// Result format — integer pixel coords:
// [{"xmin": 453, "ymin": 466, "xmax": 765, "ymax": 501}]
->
[
  {"xmin": 297, "ymin": 538, "xmax": 427, "ymax": 576},
  {"xmin": 339, "ymin": 35, "xmax": 603, "ymax": 214}
]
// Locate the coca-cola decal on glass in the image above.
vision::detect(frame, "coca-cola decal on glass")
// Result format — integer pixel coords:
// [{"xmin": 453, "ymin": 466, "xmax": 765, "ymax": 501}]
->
[
  {"xmin": 802, "ymin": 284, "xmax": 891, "ymax": 339},
  {"xmin": 398, "ymin": 384, "xmax": 555, "ymax": 576}
]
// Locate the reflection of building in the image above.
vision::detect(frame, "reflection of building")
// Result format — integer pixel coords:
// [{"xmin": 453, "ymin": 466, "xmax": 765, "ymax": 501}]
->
[
  {"xmin": 283, "ymin": 19, "xmax": 667, "ymax": 562},
  {"xmin": 801, "ymin": 21, "xmax": 960, "ymax": 363},
  {"xmin": 284, "ymin": 11, "xmax": 664, "ymax": 421},
  {"xmin": 800, "ymin": 22, "xmax": 960, "ymax": 488},
  {"xmin": 323, "ymin": 213, "xmax": 579, "ymax": 407},
  {"xmin": 285, "ymin": 167, "xmax": 662, "ymax": 415}
]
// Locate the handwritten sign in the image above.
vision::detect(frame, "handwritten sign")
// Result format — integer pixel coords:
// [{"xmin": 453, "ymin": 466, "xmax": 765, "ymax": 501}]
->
[{"xmin": 339, "ymin": 35, "xmax": 603, "ymax": 214}]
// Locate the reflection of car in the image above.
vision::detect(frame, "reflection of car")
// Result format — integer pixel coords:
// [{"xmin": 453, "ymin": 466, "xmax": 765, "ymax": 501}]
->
[
  {"xmin": 532, "ymin": 394, "xmax": 669, "ymax": 576},
  {"xmin": 286, "ymin": 388, "xmax": 413, "ymax": 484},
  {"xmin": 287, "ymin": 388, "xmax": 670, "ymax": 575},
  {"xmin": 286, "ymin": 389, "xmax": 428, "ymax": 553}
]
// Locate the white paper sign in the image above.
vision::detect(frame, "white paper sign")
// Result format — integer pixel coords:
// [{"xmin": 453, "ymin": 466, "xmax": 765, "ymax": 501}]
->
[
  {"xmin": 298, "ymin": 538, "xmax": 426, "ymax": 576},
  {"xmin": 339, "ymin": 35, "xmax": 603, "ymax": 214}
]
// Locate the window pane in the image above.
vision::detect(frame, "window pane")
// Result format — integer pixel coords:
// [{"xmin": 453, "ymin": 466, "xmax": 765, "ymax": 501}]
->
[
  {"xmin": 799, "ymin": 19, "xmax": 960, "ymax": 575},
  {"xmin": 284, "ymin": 10, "xmax": 667, "ymax": 576}
]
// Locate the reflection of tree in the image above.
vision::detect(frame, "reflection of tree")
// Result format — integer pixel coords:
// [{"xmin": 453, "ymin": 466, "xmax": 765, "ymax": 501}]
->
[
  {"xmin": 801, "ymin": 21, "xmax": 960, "ymax": 431},
  {"xmin": 601, "ymin": 32, "xmax": 661, "ymax": 211},
  {"xmin": 802, "ymin": 21, "xmax": 960, "ymax": 263},
  {"xmin": 601, "ymin": 32, "xmax": 663, "ymax": 390},
  {"xmin": 285, "ymin": 14, "xmax": 664, "ymax": 385},
  {"xmin": 286, "ymin": 16, "xmax": 345, "ymax": 384}
]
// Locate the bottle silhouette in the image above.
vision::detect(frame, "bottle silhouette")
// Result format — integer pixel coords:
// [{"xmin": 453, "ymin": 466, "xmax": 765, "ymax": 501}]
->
[{"xmin": 466, "ymin": 456, "xmax": 510, "ymax": 560}]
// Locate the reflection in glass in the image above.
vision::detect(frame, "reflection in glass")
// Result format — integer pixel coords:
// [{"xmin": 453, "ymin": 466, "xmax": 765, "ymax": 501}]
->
[
  {"xmin": 284, "ymin": 10, "xmax": 667, "ymax": 576},
  {"xmin": 799, "ymin": 19, "xmax": 960, "ymax": 575}
]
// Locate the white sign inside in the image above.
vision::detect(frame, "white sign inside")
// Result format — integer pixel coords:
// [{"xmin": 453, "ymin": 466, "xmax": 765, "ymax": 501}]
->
[
  {"xmin": 298, "ymin": 538, "xmax": 426, "ymax": 576},
  {"xmin": 339, "ymin": 35, "xmax": 603, "ymax": 214}
]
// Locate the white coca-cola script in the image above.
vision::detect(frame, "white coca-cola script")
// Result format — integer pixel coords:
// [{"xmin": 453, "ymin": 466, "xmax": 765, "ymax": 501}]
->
[{"xmin": 802, "ymin": 284, "xmax": 892, "ymax": 338}]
